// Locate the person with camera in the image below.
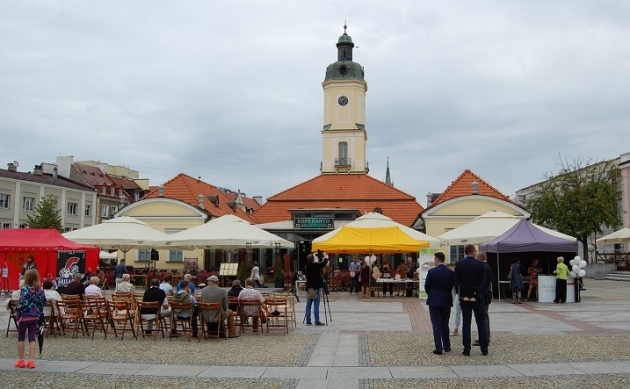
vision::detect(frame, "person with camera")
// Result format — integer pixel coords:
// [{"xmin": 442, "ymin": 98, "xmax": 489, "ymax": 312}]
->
[{"xmin": 304, "ymin": 252, "xmax": 328, "ymax": 326}]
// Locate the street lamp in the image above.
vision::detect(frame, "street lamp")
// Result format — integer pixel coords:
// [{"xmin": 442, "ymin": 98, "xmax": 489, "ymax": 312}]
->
[{"xmin": 245, "ymin": 242, "xmax": 252, "ymax": 268}]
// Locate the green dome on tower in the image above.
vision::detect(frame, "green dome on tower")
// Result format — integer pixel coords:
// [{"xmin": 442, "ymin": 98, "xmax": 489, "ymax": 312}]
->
[{"xmin": 324, "ymin": 23, "xmax": 364, "ymax": 82}]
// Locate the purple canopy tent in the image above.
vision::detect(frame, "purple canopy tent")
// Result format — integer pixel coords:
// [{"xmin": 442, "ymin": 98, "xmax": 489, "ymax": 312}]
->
[{"xmin": 480, "ymin": 219, "xmax": 578, "ymax": 301}]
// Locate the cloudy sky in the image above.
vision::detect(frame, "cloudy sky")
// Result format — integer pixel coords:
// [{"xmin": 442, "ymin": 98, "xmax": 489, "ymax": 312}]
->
[{"xmin": 2, "ymin": 1, "xmax": 629, "ymax": 206}]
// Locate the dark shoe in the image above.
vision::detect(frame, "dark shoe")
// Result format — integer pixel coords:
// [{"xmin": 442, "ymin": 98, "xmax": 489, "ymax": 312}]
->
[
  {"xmin": 306, "ymin": 322, "xmax": 312, "ymax": 326},
  {"xmin": 192, "ymin": 333, "xmax": 198, "ymax": 338},
  {"xmin": 482, "ymin": 351, "xmax": 489, "ymax": 356},
  {"xmin": 462, "ymin": 351, "xmax": 470, "ymax": 356},
  {"xmin": 271, "ymin": 310, "xmax": 280, "ymax": 316},
  {"xmin": 315, "ymin": 322, "xmax": 325, "ymax": 326},
  {"xmin": 473, "ymin": 340, "xmax": 480, "ymax": 346},
  {"xmin": 432, "ymin": 350, "xmax": 442, "ymax": 355},
  {"xmin": 444, "ymin": 348, "xmax": 451, "ymax": 352}
]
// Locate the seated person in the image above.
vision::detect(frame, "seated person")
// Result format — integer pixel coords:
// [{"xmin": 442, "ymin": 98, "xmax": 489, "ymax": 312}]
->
[
  {"xmin": 140, "ymin": 278, "xmax": 172, "ymax": 333},
  {"xmin": 227, "ymin": 279, "xmax": 243, "ymax": 312},
  {"xmin": 201, "ymin": 275, "xmax": 238, "ymax": 338},
  {"xmin": 172, "ymin": 280, "xmax": 198, "ymax": 338},
  {"xmin": 238, "ymin": 278, "xmax": 268, "ymax": 332},
  {"xmin": 95, "ymin": 266, "xmax": 105, "ymax": 287},
  {"xmin": 82, "ymin": 268, "xmax": 94, "ymax": 285},
  {"xmin": 116, "ymin": 274, "xmax": 135, "ymax": 293},
  {"xmin": 65, "ymin": 273, "xmax": 86, "ymax": 299},
  {"xmin": 4, "ymin": 280, "xmax": 24, "ymax": 310},
  {"xmin": 160, "ymin": 274, "xmax": 174, "ymax": 296},
  {"xmin": 177, "ymin": 274, "xmax": 196, "ymax": 294},
  {"xmin": 84, "ymin": 276, "xmax": 104, "ymax": 298},
  {"xmin": 43, "ymin": 280, "xmax": 63, "ymax": 316}
]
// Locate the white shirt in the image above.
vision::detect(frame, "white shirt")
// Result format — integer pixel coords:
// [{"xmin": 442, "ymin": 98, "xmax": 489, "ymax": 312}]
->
[
  {"xmin": 85, "ymin": 284, "xmax": 103, "ymax": 298},
  {"xmin": 251, "ymin": 266, "xmax": 260, "ymax": 280},
  {"xmin": 159, "ymin": 282, "xmax": 173, "ymax": 295}
]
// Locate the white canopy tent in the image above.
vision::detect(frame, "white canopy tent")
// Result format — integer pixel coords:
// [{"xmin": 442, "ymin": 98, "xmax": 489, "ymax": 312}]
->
[
  {"xmin": 596, "ymin": 227, "xmax": 630, "ymax": 245},
  {"xmin": 63, "ymin": 216, "xmax": 172, "ymax": 259},
  {"xmin": 437, "ymin": 211, "xmax": 575, "ymax": 246},
  {"xmin": 167, "ymin": 214, "xmax": 294, "ymax": 250}
]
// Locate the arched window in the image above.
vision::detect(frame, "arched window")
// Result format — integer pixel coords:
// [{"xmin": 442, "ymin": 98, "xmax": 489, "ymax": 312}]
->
[{"xmin": 338, "ymin": 142, "xmax": 348, "ymax": 165}]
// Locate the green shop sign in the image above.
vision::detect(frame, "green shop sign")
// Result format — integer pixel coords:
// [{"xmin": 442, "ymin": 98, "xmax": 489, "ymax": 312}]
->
[{"xmin": 293, "ymin": 218, "xmax": 334, "ymax": 229}]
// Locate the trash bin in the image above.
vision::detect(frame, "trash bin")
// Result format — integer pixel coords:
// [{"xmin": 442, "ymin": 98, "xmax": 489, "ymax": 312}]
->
[{"xmin": 594, "ymin": 263, "xmax": 605, "ymax": 280}]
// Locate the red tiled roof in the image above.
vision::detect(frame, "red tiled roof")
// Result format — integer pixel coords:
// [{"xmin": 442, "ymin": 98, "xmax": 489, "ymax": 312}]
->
[
  {"xmin": 109, "ymin": 175, "xmax": 142, "ymax": 190},
  {"xmin": 73, "ymin": 163, "xmax": 112, "ymax": 186},
  {"xmin": 142, "ymin": 173, "xmax": 258, "ymax": 223},
  {"xmin": 253, "ymin": 174, "xmax": 424, "ymax": 226},
  {"xmin": 431, "ymin": 169, "xmax": 512, "ymax": 205}
]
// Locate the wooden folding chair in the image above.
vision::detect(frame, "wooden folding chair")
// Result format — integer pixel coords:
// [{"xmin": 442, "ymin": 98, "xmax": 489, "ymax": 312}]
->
[
  {"xmin": 136, "ymin": 301, "xmax": 161, "ymax": 341},
  {"xmin": 279, "ymin": 293, "xmax": 297, "ymax": 328},
  {"xmin": 79, "ymin": 298, "xmax": 108, "ymax": 339},
  {"xmin": 265, "ymin": 297, "xmax": 289, "ymax": 335},
  {"xmin": 227, "ymin": 296, "xmax": 241, "ymax": 333},
  {"xmin": 5, "ymin": 300, "xmax": 19, "ymax": 337},
  {"xmin": 197, "ymin": 302, "xmax": 225, "ymax": 342},
  {"xmin": 44, "ymin": 299, "xmax": 61, "ymax": 338},
  {"xmin": 239, "ymin": 299, "xmax": 263, "ymax": 335},
  {"xmin": 106, "ymin": 299, "xmax": 136, "ymax": 340},
  {"xmin": 55, "ymin": 299, "xmax": 84, "ymax": 338},
  {"xmin": 169, "ymin": 301, "xmax": 194, "ymax": 342}
]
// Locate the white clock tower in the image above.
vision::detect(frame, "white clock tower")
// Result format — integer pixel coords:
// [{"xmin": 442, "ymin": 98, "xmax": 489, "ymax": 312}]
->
[{"xmin": 321, "ymin": 24, "xmax": 369, "ymax": 174}]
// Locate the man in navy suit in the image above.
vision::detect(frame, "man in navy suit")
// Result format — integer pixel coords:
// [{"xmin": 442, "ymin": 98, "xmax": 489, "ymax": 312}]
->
[
  {"xmin": 454, "ymin": 244, "xmax": 488, "ymax": 356},
  {"xmin": 425, "ymin": 252, "xmax": 454, "ymax": 355}
]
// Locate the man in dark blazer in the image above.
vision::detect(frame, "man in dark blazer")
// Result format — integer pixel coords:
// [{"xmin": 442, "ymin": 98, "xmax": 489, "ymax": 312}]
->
[
  {"xmin": 454, "ymin": 244, "xmax": 488, "ymax": 356},
  {"xmin": 425, "ymin": 252, "xmax": 454, "ymax": 355}
]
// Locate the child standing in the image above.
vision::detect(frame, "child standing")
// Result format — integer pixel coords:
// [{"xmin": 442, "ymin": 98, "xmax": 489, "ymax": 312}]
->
[{"xmin": 15, "ymin": 269, "xmax": 46, "ymax": 369}]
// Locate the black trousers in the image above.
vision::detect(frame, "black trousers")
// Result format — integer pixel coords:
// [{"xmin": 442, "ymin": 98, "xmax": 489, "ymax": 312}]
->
[
  {"xmin": 429, "ymin": 306, "xmax": 451, "ymax": 352},
  {"xmin": 461, "ymin": 300, "xmax": 488, "ymax": 354},
  {"xmin": 554, "ymin": 279, "xmax": 567, "ymax": 303},
  {"xmin": 382, "ymin": 281, "xmax": 393, "ymax": 295}
]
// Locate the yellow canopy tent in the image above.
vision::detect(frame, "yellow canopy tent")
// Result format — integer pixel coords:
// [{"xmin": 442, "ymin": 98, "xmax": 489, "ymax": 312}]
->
[{"xmin": 312, "ymin": 212, "xmax": 440, "ymax": 254}]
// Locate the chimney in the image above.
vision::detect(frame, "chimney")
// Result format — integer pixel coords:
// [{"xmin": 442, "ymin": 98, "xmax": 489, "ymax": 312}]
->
[
  {"xmin": 53, "ymin": 166, "xmax": 58, "ymax": 179},
  {"xmin": 158, "ymin": 184, "xmax": 165, "ymax": 197},
  {"xmin": 198, "ymin": 194, "xmax": 205, "ymax": 209},
  {"xmin": 253, "ymin": 196, "xmax": 263, "ymax": 205},
  {"xmin": 426, "ymin": 192, "xmax": 432, "ymax": 207},
  {"xmin": 471, "ymin": 181, "xmax": 479, "ymax": 195},
  {"xmin": 33, "ymin": 164, "xmax": 43, "ymax": 176},
  {"xmin": 7, "ymin": 162, "xmax": 17, "ymax": 172}
]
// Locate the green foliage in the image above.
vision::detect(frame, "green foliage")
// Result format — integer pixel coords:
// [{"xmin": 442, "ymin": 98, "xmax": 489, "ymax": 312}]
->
[
  {"xmin": 274, "ymin": 257, "xmax": 284, "ymax": 282},
  {"xmin": 27, "ymin": 195, "xmax": 63, "ymax": 232},
  {"xmin": 237, "ymin": 260, "xmax": 247, "ymax": 283},
  {"xmin": 527, "ymin": 156, "xmax": 621, "ymax": 259}
]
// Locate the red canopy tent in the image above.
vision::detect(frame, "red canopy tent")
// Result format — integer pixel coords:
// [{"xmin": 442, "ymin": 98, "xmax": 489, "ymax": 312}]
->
[{"xmin": 0, "ymin": 229, "xmax": 99, "ymax": 291}]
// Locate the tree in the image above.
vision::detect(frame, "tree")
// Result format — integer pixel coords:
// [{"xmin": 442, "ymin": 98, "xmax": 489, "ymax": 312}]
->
[
  {"xmin": 526, "ymin": 155, "xmax": 621, "ymax": 261},
  {"xmin": 27, "ymin": 195, "xmax": 63, "ymax": 232}
]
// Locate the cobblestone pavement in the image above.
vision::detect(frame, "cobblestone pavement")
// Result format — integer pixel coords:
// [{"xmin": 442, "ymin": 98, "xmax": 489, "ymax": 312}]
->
[{"xmin": 1, "ymin": 279, "xmax": 629, "ymax": 388}]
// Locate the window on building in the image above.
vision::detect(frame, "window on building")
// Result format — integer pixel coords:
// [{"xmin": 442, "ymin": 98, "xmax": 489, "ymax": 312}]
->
[
  {"xmin": 23, "ymin": 197, "xmax": 35, "ymax": 211},
  {"xmin": 101, "ymin": 204, "xmax": 109, "ymax": 218},
  {"xmin": 0, "ymin": 194, "xmax": 10, "ymax": 209},
  {"xmin": 85, "ymin": 204, "xmax": 91, "ymax": 216},
  {"xmin": 110, "ymin": 205, "xmax": 118, "ymax": 216},
  {"xmin": 168, "ymin": 250, "xmax": 184, "ymax": 262},
  {"xmin": 2, "ymin": 223, "xmax": 11, "ymax": 230},
  {"xmin": 338, "ymin": 142, "xmax": 348, "ymax": 165},
  {"xmin": 137, "ymin": 249, "xmax": 151, "ymax": 262},
  {"xmin": 67, "ymin": 202, "xmax": 78, "ymax": 216},
  {"xmin": 449, "ymin": 245, "xmax": 465, "ymax": 264},
  {"xmin": 19, "ymin": 224, "xmax": 28, "ymax": 229},
  {"xmin": 110, "ymin": 187, "xmax": 115, "ymax": 196},
  {"xmin": 101, "ymin": 187, "xmax": 106, "ymax": 195}
]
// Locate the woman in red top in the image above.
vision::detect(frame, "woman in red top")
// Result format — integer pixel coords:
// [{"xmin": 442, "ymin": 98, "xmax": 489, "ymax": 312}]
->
[{"xmin": 525, "ymin": 258, "xmax": 542, "ymax": 302}]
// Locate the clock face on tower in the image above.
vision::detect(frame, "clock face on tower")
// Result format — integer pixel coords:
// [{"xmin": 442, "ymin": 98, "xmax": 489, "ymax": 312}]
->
[{"xmin": 338, "ymin": 96, "xmax": 348, "ymax": 106}]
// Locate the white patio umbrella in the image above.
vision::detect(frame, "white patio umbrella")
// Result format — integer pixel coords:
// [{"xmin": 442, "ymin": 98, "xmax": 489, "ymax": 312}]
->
[
  {"xmin": 596, "ymin": 227, "xmax": 630, "ymax": 244},
  {"xmin": 63, "ymin": 216, "xmax": 172, "ymax": 259},
  {"xmin": 167, "ymin": 214, "xmax": 294, "ymax": 250},
  {"xmin": 437, "ymin": 211, "xmax": 524, "ymax": 245}
]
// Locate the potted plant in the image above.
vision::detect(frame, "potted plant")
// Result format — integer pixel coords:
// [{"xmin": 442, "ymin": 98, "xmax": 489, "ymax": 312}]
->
[{"xmin": 274, "ymin": 259, "xmax": 284, "ymax": 289}]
